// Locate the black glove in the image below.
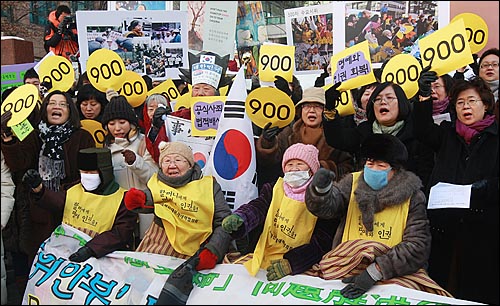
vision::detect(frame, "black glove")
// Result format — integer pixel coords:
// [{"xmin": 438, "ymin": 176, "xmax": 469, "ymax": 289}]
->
[
  {"xmin": 58, "ymin": 18, "xmax": 68, "ymax": 33},
  {"xmin": 22, "ymin": 169, "xmax": 42, "ymax": 189},
  {"xmin": 152, "ymin": 105, "xmax": 171, "ymax": 129},
  {"xmin": 274, "ymin": 75, "xmax": 292, "ymax": 96},
  {"xmin": 470, "ymin": 53, "xmax": 480, "ymax": 75},
  {"xmin": 261, "ymin": 122, "xmax": 280, "ymax": 142},
  {"xmin": 68, "ymin": 246, "xmax": 95, "ymax": 262},
  {"xmin": 312, "ymin": 168, "xmax": 336, "ymax": 193},
  {"xmin": 418, "ymin": 66, "xmax": 438, "ymax": 97},
  {"xmin": 325, "ymin": 82, "xmax": 342, "ymax": 111},
  {"xmin": 340, "ymin": 269, "xmax": 377, "ymax": 299},
  {"xmin": 1, "ymin": 110, "xmax": 13, "ymax": 138}
]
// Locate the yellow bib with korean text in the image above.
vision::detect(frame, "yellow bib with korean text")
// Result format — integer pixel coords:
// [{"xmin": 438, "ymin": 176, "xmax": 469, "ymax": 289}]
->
[
  {"xmin": 63, "ymin": 184, "xmax": 125, "ymax": 235},
  {"xmin": 244, "ymin": 178, "xmax": 318, "ymax": 276},
  {"xmin": 342, "ymin": 172, "xmax": 409, "ymax": 247},
  {"xmin": 148, "ymin": 173, "xmax": 214, "ymax": 256}
]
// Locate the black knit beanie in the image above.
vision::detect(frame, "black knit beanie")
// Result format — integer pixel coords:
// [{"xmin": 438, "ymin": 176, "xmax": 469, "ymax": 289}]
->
[
  {"xmin": 101, "ymin": 96, "xmax": 138, "ymax": 129},
  {"xmin": 359, "ymin": 133, "xmax": 408, "ymax": 169}
]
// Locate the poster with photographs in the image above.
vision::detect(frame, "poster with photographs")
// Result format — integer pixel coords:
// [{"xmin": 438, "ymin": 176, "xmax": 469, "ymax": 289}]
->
[
  {"xmin": 342, "ymin": 1, "xmax": 450, "ymax": 67},
  {"xmin": 284, "ymin": 3, "xmax": 338, "ymax": 75},
  {"xmin": 108, "ymin": 1, "xmax": 172, "ymax": 11},
  {"xmin": 76, "ymin": 10, "xmax": 187, "ymax": 80}
]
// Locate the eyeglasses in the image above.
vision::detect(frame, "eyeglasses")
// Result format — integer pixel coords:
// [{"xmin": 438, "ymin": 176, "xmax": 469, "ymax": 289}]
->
[
  {"xmin": 373, "ymin": 96, "xmax": 397, "ymax": 105},
  {"xmin": 431, "ymin": 84, "xmax": 444, "ymax": 91},
  {"xmin": 480, "ymin": 62, "xmax": 499, "ymax": 69},
  {"xmin": 162, "ymin": 158, "xmax": 188, "ymax": 166},
  {"xmin": 301, "ymin": 102, "xmax": 323, "ymax": 110},
  {"xmin": 455, "ymin": 98, "xmax": 482, "ymax": 108},
  {"xmin": 48, "ymin": 101, "xmax": 69, "ymax": 108}
]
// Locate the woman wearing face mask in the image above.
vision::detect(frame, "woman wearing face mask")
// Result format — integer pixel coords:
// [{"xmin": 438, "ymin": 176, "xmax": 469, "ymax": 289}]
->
[
  {"xmin": 21, "ymin": 147, "xmax": 136, "ymax": 262},
  {"xmin": 305, "ymin": 134, "xmax": 451, "ymax": 299},
  {"xmin": 220, "ymin": 143, "xmax": 339, "ymax": 281}
]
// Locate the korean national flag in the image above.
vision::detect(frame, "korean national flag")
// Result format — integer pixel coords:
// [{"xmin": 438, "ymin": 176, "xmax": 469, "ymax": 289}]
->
[{"xmin": 203, "ymin": 66, "xmax": 258, "ymax": 211}]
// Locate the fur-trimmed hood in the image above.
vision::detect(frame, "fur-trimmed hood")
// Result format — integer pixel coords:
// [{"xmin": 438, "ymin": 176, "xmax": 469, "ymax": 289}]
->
[{"xmin": 354, "ymin": 169, "xmax": 422, "ymax": 231}]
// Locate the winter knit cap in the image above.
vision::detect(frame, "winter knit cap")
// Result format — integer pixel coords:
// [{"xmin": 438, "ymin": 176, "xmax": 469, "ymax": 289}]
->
[
  {"xmin": 158, "ymin": 141, "xmax": 195, "ymax": 167},
  {"xmin": 295, "ymin": 87, "xmax": 326, "ymax": 108},
  {"xmin": 282, "ymin": 143, "xmax": 320, "ymax": 174},
  {"xmin": 359, "ymin": 133, "xmax": 408, "ymax": 169},
  {"xmin": 78, "ymin": 147, "xmax": 114, "ymax": 187},
  {"xmin": 101, "ymin": 95, "xmax": 139, "ymax": 128}
]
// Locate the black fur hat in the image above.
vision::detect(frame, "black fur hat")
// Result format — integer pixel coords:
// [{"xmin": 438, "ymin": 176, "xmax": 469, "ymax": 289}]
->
[
  {"xmin": 78, "ymin": 147, "xmax": 114, "ymax": 189},
  {"xmin": 360, "ymin": 134, "xmax": 408, "ymax": 169}
]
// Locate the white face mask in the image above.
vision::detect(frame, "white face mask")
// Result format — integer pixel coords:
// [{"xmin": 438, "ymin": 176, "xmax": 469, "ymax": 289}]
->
[
  {"xmin": 283, "ymin": 170, "xmax": 311, "ymax": 188},
  {"xmin": 80, "ymin": 173, "xmax": 101, "ymax": 191}
]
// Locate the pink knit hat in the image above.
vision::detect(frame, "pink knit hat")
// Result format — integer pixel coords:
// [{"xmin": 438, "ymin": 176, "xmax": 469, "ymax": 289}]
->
[{"xmin": 282, "ymin": 143, "xmax": 320, "ymax": 174}]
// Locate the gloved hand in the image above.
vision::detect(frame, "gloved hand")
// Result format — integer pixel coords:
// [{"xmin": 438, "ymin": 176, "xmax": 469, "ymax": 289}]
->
[
  {"xmin": 57, "ymin": 18, "xmax": 69, "ymax": 33},
  {"xmin": 266, "ymin": 259, "xmax": 292, "ymax": 281},
  {"xmin": 221, "ymin": 214, "xmax": 244, "ymax": 234},
  {"xmin": 124, "ymin": 188, "xmax": 149, "ymax": 210},
  {"xmin": 261, "ymin": 122, "xmax": 281, "ymax": 142},
  {"xmin": 470, "ymin": 53, "xmax": 480, "ymax": 75},
  {"xmin": 325, "ymin": 82, "xmax": 342, "ymax": 111},
  {"xmin": 418, "ymin": 66, "xmax": 438, "ymax": 98},
  {"xmin": 1, "ymin": 110, "xmax": 13, "ymax": 138},
  {"xmin": 195, "ymin": 247, "xmax": 218, "ymax": 271},
  {"xmin": 152, "ymin": 105, "xmax": 171, "ymax": 129},
  {"xmin": 312, "ymin": 168, "xmax": 336, "ymax": 194},
  {"xmin": 340, "ymin": 269, "xmax": 377, "ymax": 299},
  {"xmin": 22, "ymin": 169, "xmax": 43, "ymax": 190},
  {"xmin": 274, "ymin": 76, "xmax": 291, "ymax": 96},
  {"xmin": 122, "ymin": 149, "xmax": 136, "ymax": 165},
  {"xmin": 68, "ymin": 246, "xmax": 95, "ymax": 262},
  {"xmin": 106, "ymin": 88, "xmax": 119, "ymax": 102}
]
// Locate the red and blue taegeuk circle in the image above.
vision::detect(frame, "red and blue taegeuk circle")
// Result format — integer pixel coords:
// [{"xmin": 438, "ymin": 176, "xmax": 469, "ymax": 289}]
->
[{"xmin": 213, "ymin": 129, "xmax": 251, "ymax": 180}]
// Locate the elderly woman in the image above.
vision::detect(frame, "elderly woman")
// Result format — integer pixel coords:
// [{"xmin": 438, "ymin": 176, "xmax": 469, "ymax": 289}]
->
[
  {"xmin": 414, "ymin": 74, "xmax": 499, "ymax": 304},
  {"xmin": 221, "ymin": 143, "xmax": 338, "ymax": 281},
  {"xmin": 323, "ymin": 82, "xmax": 435, "ymax": 188},
  {"xmin": 305, "ymin": 134, "xmax": 450, "ymax": 299},
  {"xmin": 124, "ymin": 141, "xmax": 233, "ymax": 270}
]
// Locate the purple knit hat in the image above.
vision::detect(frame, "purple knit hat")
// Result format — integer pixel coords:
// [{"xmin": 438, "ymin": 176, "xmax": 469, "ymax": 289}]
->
[{"xmin": 282, "ymin": 143, "xmax": 320, "ymax": 174}]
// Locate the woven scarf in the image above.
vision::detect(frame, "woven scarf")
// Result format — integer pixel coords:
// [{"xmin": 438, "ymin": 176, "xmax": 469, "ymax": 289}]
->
[
  {"xmin": 486, "ymin": 79, "xmax": 499, "ymax": 102},
  {"xmin": 432, "ymin": 97, "xmax": 450, "ymax": 116},
  {"xmin": 353, "ymin": 104, "xmax": 368, "ymax": 126},
  {"xmin": 38, "ymin": 120, "xmax": 75, "ymax": 191},
  {"xmin": 372, "ymin": 120, "xmax": 404, "ymax": 136},
  {"xmin": 455, "ymin": 114, "xmax": 495, "ymax": 144}
]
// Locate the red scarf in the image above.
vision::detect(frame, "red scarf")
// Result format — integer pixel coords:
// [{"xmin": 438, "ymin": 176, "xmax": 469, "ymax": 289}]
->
[{"xmin": 455, "ymin": 114, "xmax": 495, "ymax": 144}]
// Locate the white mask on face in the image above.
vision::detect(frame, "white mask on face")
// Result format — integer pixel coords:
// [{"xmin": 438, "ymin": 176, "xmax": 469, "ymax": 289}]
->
[
  {"xmin": 283, "ymin": 170, "xmax": 311, "ymax": 188},
  {"xmin": 80, "ymin": 173, "xmax": 101, "ymax": 191}
]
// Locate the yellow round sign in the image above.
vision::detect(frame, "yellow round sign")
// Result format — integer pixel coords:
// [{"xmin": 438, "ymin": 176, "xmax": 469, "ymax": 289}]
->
[
  {"xmin": 451, "ymin": 13, "xmax": 488, "ymax": 54},
  {"xmin": 118, "ymin": 71, "xmax": 148, "ymax": 107},
  {"xmin": 81, "ymin": 119, "xmax": 107, "ymax": 148},
  {"xmin": 245, "ymin": 87, "xmax": 295, "ymax": 129},
  {"xmin": 1, "ymin": 84, "xmax": 39, "ymax": 126},
  {"xmin": 148, "ymin": 79, "xmax": 181, "ymax": 102},
  {"xmin": 381, "ymin": 54, "xmax": 422, "ymax": 99},
  {"xmin": 173, "ymin": 92, "xmax": 191, "ymax": 111},
  {"xmin": 38, "ymin": 55, "xmax": 75, "ymax": 92},
  {"xmin": 86, "ymin": 49, "xmax": 126, "ymax": 92}
]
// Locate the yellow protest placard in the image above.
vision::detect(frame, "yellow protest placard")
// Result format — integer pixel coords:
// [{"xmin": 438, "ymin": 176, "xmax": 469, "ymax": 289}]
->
[
  {"xmin": 117, "ymin": 70, "xmax": 148, "ymax": 107},
  {"xmin": 321, "ymin": 84, "xmax": 355, "ymax": 117},
  {"xmin": 148, "ymin": 79, "xmax": 181, "ymax": 102},
  {"xmin": 245, "ymin": 87, "xmax": 295, "ymax": 128},
  {"xmin": 86, "ymin": 49, "xmax": 126, "ymax": 92},
  {"xmin": 11, "ymin": 118, "xmax": 34, "ymax": 141},
  {"xmin": 1, "ymin": 84, "xmax": 39, "ymax": 126},
  {"xmin": 38, "ymin": 55, "xmax": 75, "ymax": 93},
  {"xmin": 173, "ymin": 92, "xmax": 191, "ymax": 111},
  {"xmin": 190, "ymin": 96, "xmax": 226, "ymax": 137},
  {"xmin": 331, "ymin": 41, "xmax": 376, "ymax": 91},
  {"xmin": 258, "ymin": 44, "xmax": 295, "ymax": 83},
  {"xmin": 381, "ymin": 54, "xmax": 422, "ymax": 99},
  {"xmin": 81, "ymin": 119, "xmax": 107, "ymax": 148},
  {"xmin": 419, "ymin": 18, "xmax": 473, "ymax": 76},
  {"xmin": 450, "ymin": 13, "xmax": 488, "ymax": 55}
]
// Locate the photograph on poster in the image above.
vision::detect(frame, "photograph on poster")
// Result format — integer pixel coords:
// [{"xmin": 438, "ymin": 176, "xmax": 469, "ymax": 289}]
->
[
  {"xmin": 344, "ymin": 1, "xmax": 442, "ymax": 65},
  {"xmin": 285, "ymin": 3, "xmax": 334, "ymax": 75},
  {"xmin": 77, "ymin": 10, "xmax": 187, "ymax": 80},
  {"xmin": 109, "ymin": 1, "xmax": 169, "ymax": 11}
]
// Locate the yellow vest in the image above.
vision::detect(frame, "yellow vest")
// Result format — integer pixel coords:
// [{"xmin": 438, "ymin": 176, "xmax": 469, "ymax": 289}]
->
[
  {"xmin": 342, "ymin": 172, "xmax": 409, "ymax": 247},
  {"xmin": 244, "ymin": 178, "xmax": 318, "ymax": 276},
  {"xmin": 63, "ymin": 184, "xmax": 125, "ymax": 236},
  {"xmin": 147, "ymin": 173, "xmax": 214, "ymax": 256}
]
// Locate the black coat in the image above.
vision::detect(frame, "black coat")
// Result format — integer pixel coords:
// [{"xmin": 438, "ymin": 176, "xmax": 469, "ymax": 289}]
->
[{"xmin": 413, "ymin": 99, "xmax": 499, "ymax": 304}]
